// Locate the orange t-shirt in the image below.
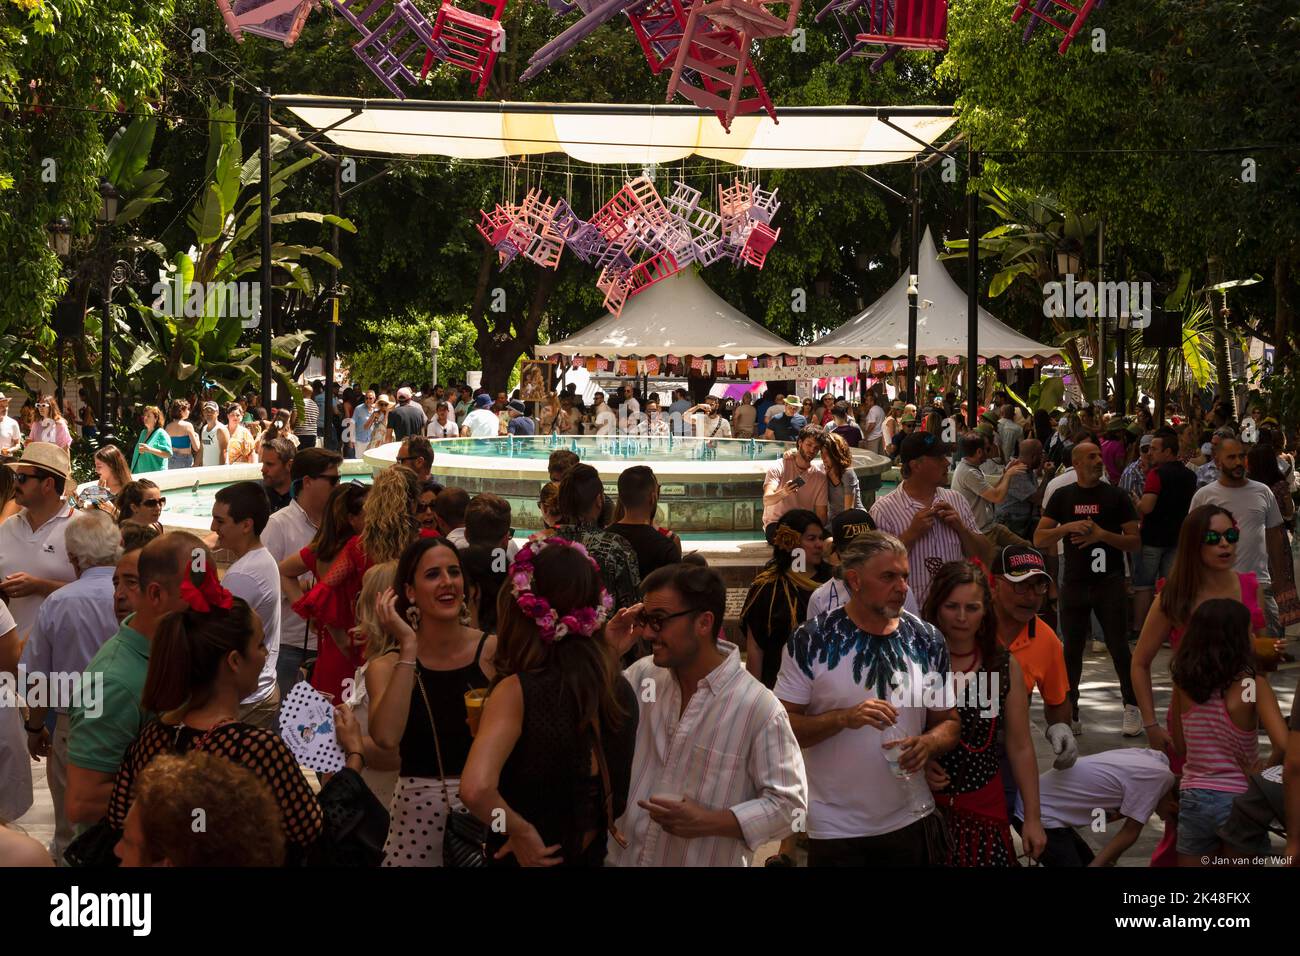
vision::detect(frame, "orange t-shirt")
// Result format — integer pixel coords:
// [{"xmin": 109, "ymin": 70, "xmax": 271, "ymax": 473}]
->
[{"xmin": 1000, "ymin": 616, "xmax": 1069, "ymax": 707}]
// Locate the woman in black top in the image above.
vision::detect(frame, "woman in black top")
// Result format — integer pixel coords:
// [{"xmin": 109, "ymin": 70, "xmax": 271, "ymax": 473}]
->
[
  {"xmin": 739, "ymin": 509, "xmax": 831, "ymax": 688},
  {"xmin": 371, "ymin": 537, "xmax": 497, "ymax": 867},
  {"xmin": 460, "ymin": 537, "xmax": 637, "ymax": 867}
]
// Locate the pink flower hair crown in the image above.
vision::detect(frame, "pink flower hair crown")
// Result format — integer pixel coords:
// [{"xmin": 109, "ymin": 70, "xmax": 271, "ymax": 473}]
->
[{"xmin": 509, "ymin": 537, "xmax": 614, "ymax": 644}]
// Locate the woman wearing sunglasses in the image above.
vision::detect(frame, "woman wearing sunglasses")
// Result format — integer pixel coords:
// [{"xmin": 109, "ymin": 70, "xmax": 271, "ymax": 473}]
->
[
  {"xmin": 114, "ymin": 480, "xmax": 166, "ymax": 534},
  {"xmin": 29, "ymin": 394, "xmax": 72, "ymax": 451},
  {"xmin": 1131, "ymin": 503, "xmax": 1276, "ymax": 866}
]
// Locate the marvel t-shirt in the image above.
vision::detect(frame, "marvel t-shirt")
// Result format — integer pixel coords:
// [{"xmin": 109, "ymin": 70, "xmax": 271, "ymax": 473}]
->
[{"xmin": 1044, "ymin": 481, "xmax": 1137, "ymax": 582}]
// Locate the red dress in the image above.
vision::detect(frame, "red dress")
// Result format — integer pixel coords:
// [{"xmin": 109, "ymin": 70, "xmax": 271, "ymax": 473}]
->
[{"xmin": 293, "ymin": 536, "xmax": 369, "ymax": 700}]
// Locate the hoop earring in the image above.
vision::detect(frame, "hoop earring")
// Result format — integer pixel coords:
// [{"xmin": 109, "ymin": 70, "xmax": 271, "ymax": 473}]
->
[{"xmin": 405, "ymin": 606, "xmax": 421, "ymax": 628}]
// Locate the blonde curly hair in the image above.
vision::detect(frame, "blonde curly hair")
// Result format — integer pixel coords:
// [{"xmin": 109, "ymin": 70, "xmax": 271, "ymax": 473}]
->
[
  {"xmin": 362, "ymin": 465, "xmax": 419, "ymax": 565},
  {"xmin": 357, "ymin": 560, "xmax": 400, "ymax": 660}
]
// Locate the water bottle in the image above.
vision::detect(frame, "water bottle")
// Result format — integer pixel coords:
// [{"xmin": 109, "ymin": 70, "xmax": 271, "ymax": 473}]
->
[{"xmin": 880, "ymin": 722, "xmax": 934, "ymax": 817}]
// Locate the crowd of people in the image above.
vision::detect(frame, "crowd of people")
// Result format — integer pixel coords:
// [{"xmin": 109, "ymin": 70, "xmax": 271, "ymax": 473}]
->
[{"xmin": 0, "ymin": 375, "xmax": 1296, "ymax": 870}]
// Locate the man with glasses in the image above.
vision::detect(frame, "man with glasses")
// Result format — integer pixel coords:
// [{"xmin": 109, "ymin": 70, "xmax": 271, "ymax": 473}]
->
[
  {"xmin": 605, "ymin": 562, "xmax": 807, "ymax": 867},
  {"xmin": 871, "ymin": 431, "xmax": 991, "ymax": 610},
  {"xmin": 0, "ymin": 391, "xmax": 21, "ymax": 459},
  {"xmin": 0, "ymin": 444, "xmax": 77, "ymax": 642},
  {"xmin": 762, "ymin": 426, "xmax": 828, "ymax": 535},
  {"xmin": 1036, "ymin": 442, "xmax": 1142, "ymax": 737},
  {"xmin": 396, "ymin": 435, "xmax": 435, "ymax": 483},
  {"xmin": 262, "ymin": 447, "xmax": 341, "ymax": 695},
  {"xmin": 351, "ymin": 390, "xmax": 379, "ymax": 454},
  {"xmin": 988, "ymin": 545, "xmax": 1077, "ymax": 776}
]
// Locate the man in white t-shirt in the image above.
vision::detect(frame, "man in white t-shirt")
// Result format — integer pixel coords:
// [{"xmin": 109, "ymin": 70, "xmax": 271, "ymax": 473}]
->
[
  {"xmin": 688, "ymin": 396, "xmax": 732, "ymax": 441},
  {"xmin": 262, "ymin": 448, "xmax": 340, "ymax": 695},
  {"xmin": 199, "ymin": 401, "xmax": 230, "ymax": 466},
  {"xmin": 211, "ymin": 481, "xmax": 282, "ymax": 729},
  {"xmin": 460, "ymin": 393, "xmax": 502, "ymax": 438},
  {"xmin": 1015, "ymin": 748, "xmax": 1177, "ymax": 866},
  {"xmin": 0, "ymin": 443, "xmax": 77, "ymax": 639},
  {"xmin": 776, "ymin": 531, "xmax": 959, "ymax": 865},
  {"xmin": 1189, "ymin": 437, "xmax": 1288, "ymax": 637},
  {"xmin": 0, "ymin": 391, "xmax": 21, "ymax": 458},
  {"xmin": 861, "ymin": 392, "xmax": 886, "ymax": 453},
  {"xmin": 591, "ymin": 392, "xmax": 617, "ymax": 435},
  {"xmin": 426, "ymin": 402, "xmax": 458, "ymax": 439}
]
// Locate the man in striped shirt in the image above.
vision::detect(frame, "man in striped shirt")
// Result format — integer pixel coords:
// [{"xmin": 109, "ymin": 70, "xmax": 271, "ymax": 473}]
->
[
  {"xmin": 605, "ymin": 563, "xmax": 807, "ymax": 867},
  {"xmin": 870, "ymin": 430, "xmax": 991, "ymax": 610}
]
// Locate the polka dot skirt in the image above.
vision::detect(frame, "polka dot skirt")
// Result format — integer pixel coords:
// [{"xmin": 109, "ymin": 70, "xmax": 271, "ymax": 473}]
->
[{"xmin": 381, "ymin": 776, "xmax": 465, "ymax": 868}]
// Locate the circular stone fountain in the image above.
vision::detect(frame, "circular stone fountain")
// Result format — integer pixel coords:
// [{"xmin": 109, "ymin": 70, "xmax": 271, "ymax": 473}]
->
[{"xmin": 364, "ymin": 435, "xmax": 892, "ymax": 535}]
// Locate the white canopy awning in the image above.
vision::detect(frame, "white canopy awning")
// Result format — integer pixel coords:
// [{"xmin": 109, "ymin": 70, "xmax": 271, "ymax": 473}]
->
[
  {"xmin": 541, "ymin": 268, "xmax": 794, "ymax": 358},
  {"xmin": 804, "ymin": 228, "xmax": 1059, "ymax": 360},
  {"xmin": 272, "ymin": 98, "xmax": 956, "ymax": 169}
]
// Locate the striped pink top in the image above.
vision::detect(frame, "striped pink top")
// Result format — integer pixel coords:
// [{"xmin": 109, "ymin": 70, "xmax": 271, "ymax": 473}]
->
[{"xmin": 1180, "ymin": 688, "xmax": 1258, "ymax": 793}]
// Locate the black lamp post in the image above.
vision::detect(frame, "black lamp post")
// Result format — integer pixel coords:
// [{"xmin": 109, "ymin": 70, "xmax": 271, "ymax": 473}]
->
[{"xmin": 97, "ymin": 180, "xmax": 121, "ymax": 449}]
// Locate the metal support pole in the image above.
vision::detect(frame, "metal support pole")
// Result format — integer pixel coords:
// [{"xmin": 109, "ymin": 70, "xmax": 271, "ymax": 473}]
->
[
  {"xmin": 259, "ymin": 93, "xmax": 275, "ymax": 410},
  {"xmin": 906, "ymin": 162, "xmax": 920, "ymax": 406},
  {"xmin": 101, "ymin": 267, "xmax": 115, "ymax": 447},
  {"xmin": 966, "ymin": 148, "xmax": 980, "ymax": 427},
  {"xmin": 1096, "ymin": 219, "xmax": 1105, "ymax": 406},
  {"xmin": 324, "ymin": 158, "xmax": 340, "ymax": 451}
]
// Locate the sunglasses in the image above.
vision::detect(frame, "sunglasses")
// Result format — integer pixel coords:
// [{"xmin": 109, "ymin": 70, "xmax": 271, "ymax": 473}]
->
[
  {"xmin": 13, "ymin": 472, "xmax": 46, "ymax": 485},
  {"xmin": 142, "ymin": 497, "xmax": 166, "ymax": 508},
  {"xmin": 635, "ymin": 607, "xmax": 697, "ymax": 633},
  {"xmin": 1008, "ymin": 578, "xmax": 1049, "ymax": 595},
  {"xmin": 415, "ymin": 501, "xmax": 436, "ymax": 513},
  {"xmin": 311, "ymin": 473, "xmax": 341, "ymax": 486},
  {"xmin": 396, "ymin": 456, "xmax": 422, "ymax": 465},
  {"xmin": 1203, "ymin": 528, "xmax": 1240, "ymax": 546}
]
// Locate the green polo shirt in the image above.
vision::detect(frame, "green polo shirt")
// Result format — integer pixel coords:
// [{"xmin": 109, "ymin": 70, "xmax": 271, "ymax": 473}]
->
[{"xmin": 67, "ymin": 616, "xmax": 153, "ymax": 775}]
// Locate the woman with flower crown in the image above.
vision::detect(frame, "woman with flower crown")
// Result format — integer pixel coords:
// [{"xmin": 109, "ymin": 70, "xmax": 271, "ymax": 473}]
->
[
  {"xmin": 370, "ymin": 537, "xmax": 497, "ymax": 867},
  {"xmin": 459, "ymin": 536, "xmax": 638, "ymax": 867}
]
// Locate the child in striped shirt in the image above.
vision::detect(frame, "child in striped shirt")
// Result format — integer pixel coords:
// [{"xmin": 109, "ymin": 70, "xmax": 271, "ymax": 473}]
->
[{"xmin": 1169, "ymin": 598, "xmax": 1290, "ymax": 865}]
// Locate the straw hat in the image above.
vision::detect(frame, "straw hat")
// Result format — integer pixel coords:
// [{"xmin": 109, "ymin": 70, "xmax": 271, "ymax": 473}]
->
[{"xmin": 5, "ymin": 441, "xmax": 73, "ymax": 495}]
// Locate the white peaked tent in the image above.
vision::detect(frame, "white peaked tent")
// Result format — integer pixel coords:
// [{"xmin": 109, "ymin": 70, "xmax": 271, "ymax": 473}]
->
[
  {"xmin": 804, "ymin": 229, "xmax": 1059, "ymax": 361},
  {"xmin": 541, "ymin": 268, "xmax": 795, "ymax": 359}
]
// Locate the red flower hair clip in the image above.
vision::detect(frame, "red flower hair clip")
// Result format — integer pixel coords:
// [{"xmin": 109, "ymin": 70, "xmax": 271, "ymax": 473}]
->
[{"xmin": 180, "ymin": 567, "xmax": 233, "ymax": 614}]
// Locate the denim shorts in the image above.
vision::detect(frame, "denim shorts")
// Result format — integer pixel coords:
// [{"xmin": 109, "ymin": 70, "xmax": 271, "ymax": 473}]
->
[
  {"xmin": 1133, "ymin": 544, "xmax": 1176, "ymax": 589},
  {"xmin": 1177, "ymin": 787, "xmax": 1239, "ymax": 855},
  {"xmin": 168, "ymin": 454, "xmax": 194, "ymax": 470}
]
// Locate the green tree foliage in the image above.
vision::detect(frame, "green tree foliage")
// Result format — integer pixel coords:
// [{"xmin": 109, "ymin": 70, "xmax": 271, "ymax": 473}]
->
[
  {"xmin": 345, "ymin": 312, "xmax": 481, "ymax": 392},
  {"xmin": 0, "ymin": 0, "xmax": 175, "ymax": 334}
]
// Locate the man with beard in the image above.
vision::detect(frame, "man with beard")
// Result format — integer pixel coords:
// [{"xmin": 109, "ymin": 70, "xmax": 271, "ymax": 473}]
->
[
  {"xmin": 1035, "ymin": 442, "xmax": 1141, "ymax": 737},
  {"xmin": 776, "ymin": 531, "xmax": 959, "ymax": 865},
  {"xmin": 1190, "ymin": 437, "xmax": 1288, "ymax": 638}
]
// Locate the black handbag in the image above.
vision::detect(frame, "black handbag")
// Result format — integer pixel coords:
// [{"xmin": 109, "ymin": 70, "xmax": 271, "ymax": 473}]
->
[
  {"xmin": 63, "ymin": 819, "xmax": 123, "ymax": 868},
  {"xmin": 309, "ymin": 766, "xmax": 390, "ymax": 867},
  {"xmin": 414, "ymin": 671, "xmax": 491, "ymax": 867}
]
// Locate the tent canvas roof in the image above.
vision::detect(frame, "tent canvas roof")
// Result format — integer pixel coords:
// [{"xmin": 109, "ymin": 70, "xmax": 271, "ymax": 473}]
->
[
  {"xmin": 804, "ymin": 229, "xmax": 1059, "ymax": 360},
  {"xmin": 541, "ymin": 269, "xmax": 793, "ymax": 358},
  {"xmin": 272, "ymin": 98, "xmax": 956, "ymax": 169}
]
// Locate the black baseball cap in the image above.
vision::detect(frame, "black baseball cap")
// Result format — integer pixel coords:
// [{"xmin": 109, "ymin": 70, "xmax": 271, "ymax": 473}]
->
[
  {"xmin": 898, "ymin": 430, "xmax": 952, "ymax": 465},
  {"xmin": 991, "ymin": 545, "xmax": 1050, "ymax": 583},
  {"xmin": 830, "ymin": 508, "xmax": 876, "ymax": 544}
]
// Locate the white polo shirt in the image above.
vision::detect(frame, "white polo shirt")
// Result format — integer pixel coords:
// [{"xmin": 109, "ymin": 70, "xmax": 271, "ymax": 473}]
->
[
  {"xmin": 261, "ymin": 500, "xmax": 318, "ymax": 652},
  {"xmin": 0, "ymin": 506, "xmax": 77, "ymax": 640}
]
